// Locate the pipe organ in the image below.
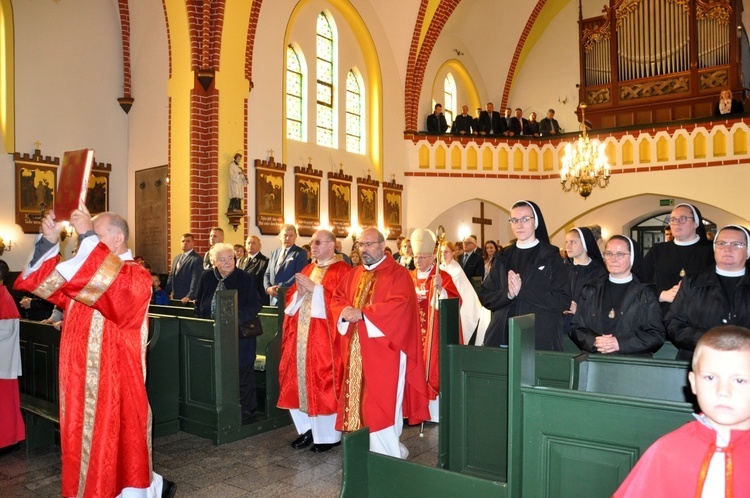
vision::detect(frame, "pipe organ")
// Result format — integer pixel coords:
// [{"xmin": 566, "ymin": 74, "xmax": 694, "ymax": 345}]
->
[{"xmin": 579, "ymin": 0, "xmax": 741, "ymax": 129}]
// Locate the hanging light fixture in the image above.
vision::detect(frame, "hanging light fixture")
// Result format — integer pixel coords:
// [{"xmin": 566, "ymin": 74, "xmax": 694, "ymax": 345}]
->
[{"xmin": 560, "ymin": 103, "xmax": 611, "ymax": 198}]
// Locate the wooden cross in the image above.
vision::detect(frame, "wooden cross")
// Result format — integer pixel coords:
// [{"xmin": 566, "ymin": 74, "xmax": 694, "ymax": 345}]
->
[
  {"xmin": 268, "ymin": 148, "xmax": 274, "ymax": 158},
  {"xmin": 472, "ymin": 201, "xmax": 493, "ymax": 248},
  {"xmin": 34, "ymin": 140, "xmax": 42, "ymax": 150}
]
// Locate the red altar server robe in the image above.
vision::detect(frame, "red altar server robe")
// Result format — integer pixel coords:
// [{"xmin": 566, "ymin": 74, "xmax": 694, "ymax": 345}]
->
[
  {"xmin": 614, "ymin": 420, "xmax": 750, "ymax": 497},
  {"xmin": 411, "ymin": 266, "xmax": 460, "ymax": 399},
  {"xmin": 15, "ymin": 240, "xmax": 153, "ymax": 498},
  {"xmin": 0, "ymin": 285, "xmax": 24, "ymax": 449},
  {"xmin": 331, "ymin": 255, "xmax": 430, "ymax": 433},
  {"xmin": 277, "ymin": 256, "xmax": 350, "ymax": 415}
]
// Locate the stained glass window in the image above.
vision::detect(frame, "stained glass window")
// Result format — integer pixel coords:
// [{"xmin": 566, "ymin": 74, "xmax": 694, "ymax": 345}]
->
[
  {"xmin": 286, "ymin": 45, "xmax": 303, "ymax": 141},
  {"xmin": 316, "ymin": 12, "xmax": 334, "ymax": 148},
  {"xmin": 443, "ymin": 73, "xmax": 456, "ymax": 126},
  {"xmin": 346, "ymin": 70, "xmax": 363, "ymax": 154}
]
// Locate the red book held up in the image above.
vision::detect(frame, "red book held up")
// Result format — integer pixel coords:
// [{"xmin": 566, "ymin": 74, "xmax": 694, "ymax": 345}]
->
[{"xmin": 55, "ymin": 148, "xmax": 94, "ymax": 222}]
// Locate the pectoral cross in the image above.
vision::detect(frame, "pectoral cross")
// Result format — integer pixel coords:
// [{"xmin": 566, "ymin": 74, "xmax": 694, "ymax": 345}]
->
[{"xmin": 472, "ymin": 201, "xmax": 493, "ymax": 248}]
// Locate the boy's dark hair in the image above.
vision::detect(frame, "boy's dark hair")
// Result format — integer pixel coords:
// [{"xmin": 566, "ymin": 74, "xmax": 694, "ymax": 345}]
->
[{"xmin": 693, "ymin": 325, "xmax": 750, "ymax": 370}]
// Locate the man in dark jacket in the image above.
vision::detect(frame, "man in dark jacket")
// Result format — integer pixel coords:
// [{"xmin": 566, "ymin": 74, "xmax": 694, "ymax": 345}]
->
[{"xmin": 426, "ymin": 103, "xmax": 449, "ymax": 134}]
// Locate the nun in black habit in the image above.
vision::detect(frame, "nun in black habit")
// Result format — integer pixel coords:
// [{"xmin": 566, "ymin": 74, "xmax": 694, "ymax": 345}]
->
[
  {"xmin": 642, "ymin": 203, "xmax": 714, "ymax": 314},
  {"xmin": 478, "ymin": 200, "xmax": 571, "ymax": 350},
  {"xmin": 563, "ymin": 226, "xmax": 607, "ymax": 335}
]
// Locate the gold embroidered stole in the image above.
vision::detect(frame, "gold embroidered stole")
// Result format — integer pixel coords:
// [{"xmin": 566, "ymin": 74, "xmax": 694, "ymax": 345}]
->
[
  {"xmin": 341, "ymin": 269, "xmax": 377, "ymax": 431},
  {"xmin": 296, "ymin": 264, "xmax": 329, "ymax": 412}
]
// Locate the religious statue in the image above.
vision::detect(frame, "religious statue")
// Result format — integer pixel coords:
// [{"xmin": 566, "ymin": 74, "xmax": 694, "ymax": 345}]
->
[{"xmin": 228, "ymin": 153, "xmax": 248, "ymax": 211}]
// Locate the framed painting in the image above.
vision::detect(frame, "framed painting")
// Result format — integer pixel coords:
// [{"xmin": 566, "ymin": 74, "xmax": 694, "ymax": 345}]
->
[
  {"xmin": 328, "ymin": 167, "xmax": 352, "ymax": 239},
  {"xmin": 294, "ymin": 163, "xmax": 322, "ymax": 237},
  {"xmin": 255, "ymin": 156, "xmax": 287, "ymax": 235},
  {"xmin": 383, "ymin": 179, "xmax": 403, "ymax": 240},
  {"xmin": 357, "ymin": 184, "xmax": 378, "ymax": 228},
  {"xmin": 13, "ymin": 149, "xmax": 60, "ymax": 233}
]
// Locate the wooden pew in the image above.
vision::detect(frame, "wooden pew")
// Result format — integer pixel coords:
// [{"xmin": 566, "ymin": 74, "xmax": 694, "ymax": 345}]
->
[
  {"xmin": 148, "ymin": 303, "xmax": 196, "ymax": 317},
  {"xmin": 18, "ymin": 315, "xmax": 182, "ymax": 448},
  {"xmin": 178, "ymin": 290, "xmax": 289, "ymax": 444},
  {"xmin": 340, "ymin": 303, "xmax": 695, "ymax": 497}
]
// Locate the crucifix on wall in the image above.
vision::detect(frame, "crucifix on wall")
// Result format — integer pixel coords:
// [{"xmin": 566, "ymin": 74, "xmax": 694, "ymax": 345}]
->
[{"xmin": 472, "ymin": 201, "xmax": 492, "ymax": 248}]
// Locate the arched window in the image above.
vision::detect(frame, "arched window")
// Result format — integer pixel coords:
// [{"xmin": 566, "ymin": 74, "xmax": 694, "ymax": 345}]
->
[
  {"xmin": 286, "ymin": 45, "xmax": 304, "ymax": 141},
  {"xmin": 443, "ymin": 73, "xmax": 457, "ymax": 126},
  {"xmin": 345, "ymin": 70, "xmax": 364, "ymax": 154},
  {"xmin": 316, "ymin": 12, "xmax": 335, "ymax": 148}
]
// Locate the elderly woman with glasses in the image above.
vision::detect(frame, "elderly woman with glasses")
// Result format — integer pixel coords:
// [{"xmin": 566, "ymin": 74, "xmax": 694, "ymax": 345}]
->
[
  {"xmin": 570, "ymin": 235, "xmax": 665, "ymax": 356},
  {"xmin": 478, "ymin": 200, "xmax": 570, "ymax": 350},
  {"xmin": 642, "ymin": 203, "xmax": 714, "ymax": 314},
  {"xmin": 195, "ymin": 242, "xmax": 262, "ymax": 423},
  {"xmin": 665, "ymin": 225, "xmax": 750, "ymax": 360}
]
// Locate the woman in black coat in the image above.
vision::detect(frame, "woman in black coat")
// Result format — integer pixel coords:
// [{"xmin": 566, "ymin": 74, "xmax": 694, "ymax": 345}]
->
[
  {"xmin": 570, "ymin": 235, "xmax": 665, "ymax": 356},
  {"xmin": 666, "ymin": 225, "xmax": 750, "ymax": 360},
  {"xmin": 195, "ymin": 243, "xmax": 262, "ymax": 423},
  {"xmin": 478, "ymin": 200, "xmax": 570, "ymax": 350}
]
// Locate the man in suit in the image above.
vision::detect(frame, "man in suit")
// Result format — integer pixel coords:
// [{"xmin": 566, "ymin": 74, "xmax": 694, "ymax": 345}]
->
[
  {"xmin": 334, "ymin": 239, "xmax": 352, "ymax": 266},
  {"xmin": 203, "ymin": 227, "xmax": 224, "ymax": 269},
  {"xmin": 452, "ymin": 105, "xmax": 473, "ymax": 135},
  {"xmin": 539, "ymin": 108, "xmax": 561, "ymax": 136},
  {"xmin": 479, "ymin": 102, "xmax": 503, "ymax": 136},
  {"xmin": 509, "ymin": 108, "xmax": 531, "ymax": 137},
  {"xmin": 426, "ymin": 103, "xmax": 449, "ymax": 134},
  {"xmin": 460, "ymin": 235, "xmax": 484, "ymax": 280},
  {"xmin": 165, "ymin": 233, "xmax": 203, "ymax": 303},
  {"xmin": 502, "ymin": 107, "xmax": 513, "ymax": 136},
  {"xmin": 237, "ymin": 235, "xmax": 270, "ymax": 305},
  {"xmin": 264, "ymin": 224, "xmax": 308, "ymax": 305}
]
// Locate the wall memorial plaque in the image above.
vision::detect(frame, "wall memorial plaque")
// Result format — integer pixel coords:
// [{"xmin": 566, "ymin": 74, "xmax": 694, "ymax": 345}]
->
[
  {"xmin": 294, "ymin": 161, "xmax": 322, "ymax": 237},
  {"xmin": 135, "ymin": 166, "xmax": 168, "ymax": 274},
  {"xmin": 255, "ymin": 155, "xmax": 286, "ymax": 235}
]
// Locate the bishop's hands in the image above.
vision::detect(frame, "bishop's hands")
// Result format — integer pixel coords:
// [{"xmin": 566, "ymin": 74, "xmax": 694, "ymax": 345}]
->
[
  {"xmin": 341, "ymin": 306, "xmax": 364, "ymax": 323},
  {"xmin": 294, "ymin": 273, "xmax": 316, "ymax": 296},
  {"xmin": 507, "ymin": 270, "xmax": 522, "ymax": 299}
]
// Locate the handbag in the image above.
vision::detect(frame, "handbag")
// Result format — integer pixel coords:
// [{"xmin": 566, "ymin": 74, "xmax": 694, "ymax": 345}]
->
[{"xmin": 240, "ymin": 316, "xmax": 263, "ymax": 337}]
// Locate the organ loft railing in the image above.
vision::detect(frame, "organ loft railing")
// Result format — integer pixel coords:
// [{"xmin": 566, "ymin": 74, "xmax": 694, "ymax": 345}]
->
[{"xmin": 579, "ymin": 0, "xmax": 742, "ymax": 129}]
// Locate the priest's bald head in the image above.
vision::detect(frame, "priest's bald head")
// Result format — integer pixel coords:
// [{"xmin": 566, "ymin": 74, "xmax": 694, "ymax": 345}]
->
[{"xmin": 93, "ymin": 212, "xmax": 129, "ymax": 255}]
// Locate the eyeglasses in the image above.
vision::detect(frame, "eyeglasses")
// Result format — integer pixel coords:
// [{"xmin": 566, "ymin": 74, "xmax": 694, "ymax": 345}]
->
[
  {"xmin": 359, "ymin": 241, "xmax": 382, "ymax": 248},
  {"xmin": 509, "ymin": 216, "xmax": 535, "ymax": 225},
  {"xmin": 311, "ymin": 239, "xmax": 333, "ymax": 246},
  {"xmin": 668, "ymin": 216, "xmax": 692, "ymax": 225},
  {"xmin": 603, "ymin": 251, "xmax": 631, "ymax": 260},
  {"xmin": 715, "ymin": 241, "xmax": 747, "ymax": 250}
]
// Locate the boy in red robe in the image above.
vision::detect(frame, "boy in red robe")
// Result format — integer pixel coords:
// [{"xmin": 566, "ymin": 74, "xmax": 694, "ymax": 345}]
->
[
  {"xmin": 0, "ymin": 259, "xmax": 24, "ymax": 454},
  {"xmin": 614, "ymin": 325, "xmax": 750, "ymax": 497}
]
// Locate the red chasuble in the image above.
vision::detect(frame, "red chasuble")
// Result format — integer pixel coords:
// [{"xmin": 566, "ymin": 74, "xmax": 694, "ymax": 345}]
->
[
  {"xmin": 277, "ymin": 256, "xmax": 351, "ymax": 416},
  {"xmin": 410, "ymin": 266, "xmax": 460, "ymax": 399},
  {"xmin": 331, "ymin": 256, "xmax": 430, "ymax": 433},
  {"xmin": 14, "ymin": 243, "xmax": 153, "ymax": 498},
  {"xmin": 614, "ymin": 420, "xmax": 750, "ymax": 498}
]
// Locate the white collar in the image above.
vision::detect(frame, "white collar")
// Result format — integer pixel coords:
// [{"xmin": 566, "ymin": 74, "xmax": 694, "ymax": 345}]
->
[
  {"xmin": 674, "ymin": 235, "xmax": 700, "ymax": 246},
  {"xmin": 609, "ymin": 274, "xmax": 633, "ymax": 284},
  {"xmin": 716, "ymin": 267, "xmax": 746, "ymax": 277},
  {"xmin": 363, "ymin": 256, "xmax": 387, "ymax": 271},
  {"xmin": 516, "ymin": 239, "xmax": 540, "ymax": 249}
]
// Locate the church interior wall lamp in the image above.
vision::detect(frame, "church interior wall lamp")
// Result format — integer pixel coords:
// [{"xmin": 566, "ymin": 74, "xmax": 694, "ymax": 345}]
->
[
  {"xmin": 0, "ymin": 236, "xmax": 12, "ymax": 255},
  {"xmin": 560, "ymin": 103, "xmax": 611, "ymax": 199}
]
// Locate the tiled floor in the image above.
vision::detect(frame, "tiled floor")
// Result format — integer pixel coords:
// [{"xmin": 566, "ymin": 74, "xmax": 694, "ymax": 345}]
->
[{"xmin": 0, "ymin": 423, "xmax": 438, "ymax": 497}]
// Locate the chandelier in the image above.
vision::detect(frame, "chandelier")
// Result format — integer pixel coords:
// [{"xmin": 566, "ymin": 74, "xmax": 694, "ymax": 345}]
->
[{"xmin": 560, "ymin": 103, "xmax": 611, "ymax": 198}]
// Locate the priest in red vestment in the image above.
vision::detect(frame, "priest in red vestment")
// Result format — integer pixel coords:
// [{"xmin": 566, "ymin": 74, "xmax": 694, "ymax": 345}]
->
[
  {"xmin": 331, "ymin": 228, "xmax": 430, "ymax": 459},
  {"xmin": 0, "ymin": 259, "xmax": 24, "ymax": 454},
  {"xmin": 14, "ymin": 208, "xmax": 175, "ymax": 498},
  {"xmin": 278, "ymin": 230, "xmax": 351, "ymax": 453},
  {"xmin": 409, "ymin": 228, "xmax": 460, "ymax": 423}
]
